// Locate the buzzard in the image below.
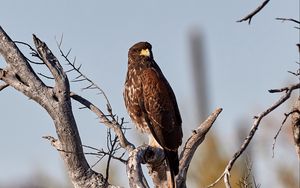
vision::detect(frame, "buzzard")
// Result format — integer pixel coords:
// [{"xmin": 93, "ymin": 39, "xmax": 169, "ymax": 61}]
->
[{"xmin": 124, "ymin": 42, "xmax": 183, "ymax": 181}]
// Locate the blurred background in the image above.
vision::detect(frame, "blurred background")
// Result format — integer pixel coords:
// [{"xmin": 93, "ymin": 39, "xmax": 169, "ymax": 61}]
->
[{"xmin": 0, "ymin": 1, "xmax": 299, "ymax": 187}]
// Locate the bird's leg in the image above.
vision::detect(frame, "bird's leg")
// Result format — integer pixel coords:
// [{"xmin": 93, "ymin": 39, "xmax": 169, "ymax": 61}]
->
[
  {"xmin": 145, "ymin": 135, "xmax": 171, "ymax": 187},
  {"xmin": 148, "ymin": 135, "xmax": 161, "ymax": 148}
]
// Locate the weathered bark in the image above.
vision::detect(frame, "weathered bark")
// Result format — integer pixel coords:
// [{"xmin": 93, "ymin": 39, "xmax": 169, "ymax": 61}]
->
[
  {"xmin": 127, "ymin": 145, "xmax": 151, "ymax": 188},
  {"xmin": 146, "ymin": 147, "xmax": 169, "ymax": 188},
  {"xmin": 126, "ymin": 145, "xmax": 171, "ymax": 187}
]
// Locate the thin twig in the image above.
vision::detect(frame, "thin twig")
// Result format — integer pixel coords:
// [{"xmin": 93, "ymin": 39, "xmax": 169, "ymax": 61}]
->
[
  {"xmin": 268, "ymin": 86, "xmax": 290, "ymax": 93},
  {"xmin": 55, "ymin": 37, "xmax": 113, "ymax": 112},
  {"xmin": 14, "ymin": 41, "xmax": 44, "ymax": 64},
  {"xmin": 283, "ymin": 110, "xmax": 300, "ymax": 125},
  {"xmin": 207, "ymin": 171, "xmax": 226, "ymax": 188},
  {"xmin": 237, "ymin": 0, "xmax": 270, "ymax": 24},
  {"xmin": 236, "ymin": 157, "xmax": 253, "ymax": 188},
  {"xmin": 276, "ymin": 18, "xmax": 300, "ymax": 25},
  {"xmin": 272, "ymin": 109, "xmax": 300, "ymax": 158},
  {"xmin": 38, "ymin": 73, "xmax": 55, "ymax": 80},
  {"xmin": 83, "ymin": 144, "xmax": 107, "ymax": 168},
  {"xmin": 82, "ymin": 144, "xmax": 127, "ymax": 164},
  {"xmin": 271, "ymin": 119, "xmax": 287, "ymax": 158},
  {"xmin": 288, "ymin": 70, "xmax": 300, "ymax": 76},
  {"xmin": 252, "ymin": 175, "xmax": 261, "ymax": 188},
  {"xmin": 105, "ymin": 129, "xmax": 119, "ymax": 183},
  {"xmin": 92, "ymin": 154, "xmax": 106, "ymax": 168},
  {"xmin": 14, "ymin": 41, "xmax": 41, "ymax": 59}
]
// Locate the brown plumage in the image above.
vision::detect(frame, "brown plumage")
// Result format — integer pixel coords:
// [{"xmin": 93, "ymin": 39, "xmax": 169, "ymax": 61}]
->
[{"xmin": 124, "ymin": 41, "xmax": 183, "ymax": 178}]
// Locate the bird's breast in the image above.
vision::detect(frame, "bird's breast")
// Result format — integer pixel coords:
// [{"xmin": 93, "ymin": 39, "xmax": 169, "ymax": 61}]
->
[{"xmin": 124, "ymin": 68, "xmax": 150, "ymax": 133}]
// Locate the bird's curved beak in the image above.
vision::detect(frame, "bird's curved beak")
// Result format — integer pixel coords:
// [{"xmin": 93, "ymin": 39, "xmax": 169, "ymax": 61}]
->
[{"xmin": 140, "ymin": 48, "xmax": 150, "ymax": 57}]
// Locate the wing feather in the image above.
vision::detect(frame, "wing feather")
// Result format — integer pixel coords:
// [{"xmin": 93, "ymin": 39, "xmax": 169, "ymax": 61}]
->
[{"xmin": 140, "ymin": 67, "xmax": 182, "ymax": 150}]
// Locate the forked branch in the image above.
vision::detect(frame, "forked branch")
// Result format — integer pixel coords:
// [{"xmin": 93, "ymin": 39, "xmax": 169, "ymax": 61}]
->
[
  {"xmin": 70, "ymin": 92, "xmax": 135, "ymax": 152},
  {"xmin": 176, "ymin": 108, "xmax": 223, "ymax": 188},
  {"xmin": 237, "ymin": 0, "xmax": 270, "ymax": 24}
]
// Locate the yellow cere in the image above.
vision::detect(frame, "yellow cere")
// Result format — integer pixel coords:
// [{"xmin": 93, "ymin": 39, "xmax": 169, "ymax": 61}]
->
[{"xmin": 140, "ymin": 49, "xmax": 150, "ymax": 57}]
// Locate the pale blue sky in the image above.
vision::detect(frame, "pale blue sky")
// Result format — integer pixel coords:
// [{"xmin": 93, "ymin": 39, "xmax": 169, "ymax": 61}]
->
[{"xmin": 0, "ymin": 1, "xmax": 299, "ymax": 187}]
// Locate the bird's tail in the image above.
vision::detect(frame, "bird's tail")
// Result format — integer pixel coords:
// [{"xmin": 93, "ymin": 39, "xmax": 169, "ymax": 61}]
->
[{"xmin": 165, "ymin": 149, "xmax": 179, "ymax": 188}]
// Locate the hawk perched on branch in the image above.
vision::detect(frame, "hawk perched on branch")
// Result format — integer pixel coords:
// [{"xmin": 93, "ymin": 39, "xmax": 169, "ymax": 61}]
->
[{"xmin": 124, "ymin": 42, "xmax": 183, "ymax": 179}]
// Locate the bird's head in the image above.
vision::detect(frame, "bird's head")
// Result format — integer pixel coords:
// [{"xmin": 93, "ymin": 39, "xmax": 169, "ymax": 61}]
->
[{"xmin": 128, "ymin": 41, "xmax": 153, "ymax": 64}]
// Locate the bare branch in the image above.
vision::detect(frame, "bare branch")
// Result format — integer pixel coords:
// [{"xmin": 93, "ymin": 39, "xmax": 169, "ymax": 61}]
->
[
  {"xmin": 14, "ymin": 41, "xmax": 40, "ymax": 58},
  {"xmin": 272, "ymin": 109, "xmax": 300, "ymax": 157},
  {"xmin": 83, "ymin": 144, "xmax": 127, "ymax": 164},
  {"xmin": 55, "ymin": 38, "xmax": 113, "ymax": 113},
  {"xmin": 276, "ymin": 17, "xmax": 300, "ymax": 25},
  {"xmin": 0, "ymin": 27, "xmax": 45, "ymax": 94},
  {"xmin": 127, "ymin": 145, "xmax": 156, "ymax": 188},
  {"xmin": 208, "ymin": 83, "xmax": 300, "ymax": 188},
  {"xmin": 146, "ymin": 147, "xmax": 170, "ymax": 188},
  {"xmin": 38, "ymin": 72, "xmax": 55, "ymax": 80},
  {"xmin": 177, "ymin": 108, "xmax": 222, "ymax": 188},
  {"xmin": 33, "ymin": 34, "xmax": 69, "ymax": 95},
  {"xmin": 236, "ymin": 157, "xmax": 254, "ymax": 188},
  {"xmin": 70, "ymin": 92, "xmax": 135, "ymax": 152},
  {"xmin": 105, "ymin": 129, "xmax": 119, "ymax": 183},
  {"xmin": 288, "ymin": 70, "xmax": 300, "ymax": 76},
  {"xmin": 268, "ymin": 84, "xmax": 300, "ymax": 93},
  {"xmin": 14, "ymin": 41, "xmax": 44, "ymax": 64},
  {"xmin": 56, "ymin": 33, "xmax": 64, "ymax": 49},
  {"xmin": 237, "ymin": 0, "xmax": 270, "ymax": 24}
]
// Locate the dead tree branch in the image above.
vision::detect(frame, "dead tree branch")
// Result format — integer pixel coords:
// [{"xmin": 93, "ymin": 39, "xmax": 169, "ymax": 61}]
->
[
  {"xmin": 276, "ymin": 18, "xmax": 300, "ymax": 25},
  {"xmin": 14, "ymin": 40, "xmax": 44, "ymax": 64},
  {"xmin": 127, "ymin": 145, "xmax": 153, "ymax": 188},
  {"xmin": 272, "ymin": 109, "xmax": 300, "ymax": 157},
  {"xmin": 56, "ymin": 38, "xmax": 113, "ymax": 112},
  {"xmin": 70, "ymin": 92, "xmax": 135, "ymax": 152},
  {"xmin": 0, "ymin": 26, "xmax": 118, "ymax": 188},
  {"xmin": 176, "ymin": 108, "xmax": 223, "ymax": 188},
  {"xmin": 146, "ymin": 147, "xmax": 170, "ymax": 188},
  {"xmin": 82, "ymin": 144, "xmax": 127, "ymax": 165},
  {"xmin": 126, "ymin": 145, "xmax": 180, "ymax": 188},
  {"xmin": 237, "ymin": 0, "xmax": 270, "ymax": 24},
  {"xmin": 208, "ymin": 83, "xmax": 300, "ymax": 188}
]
